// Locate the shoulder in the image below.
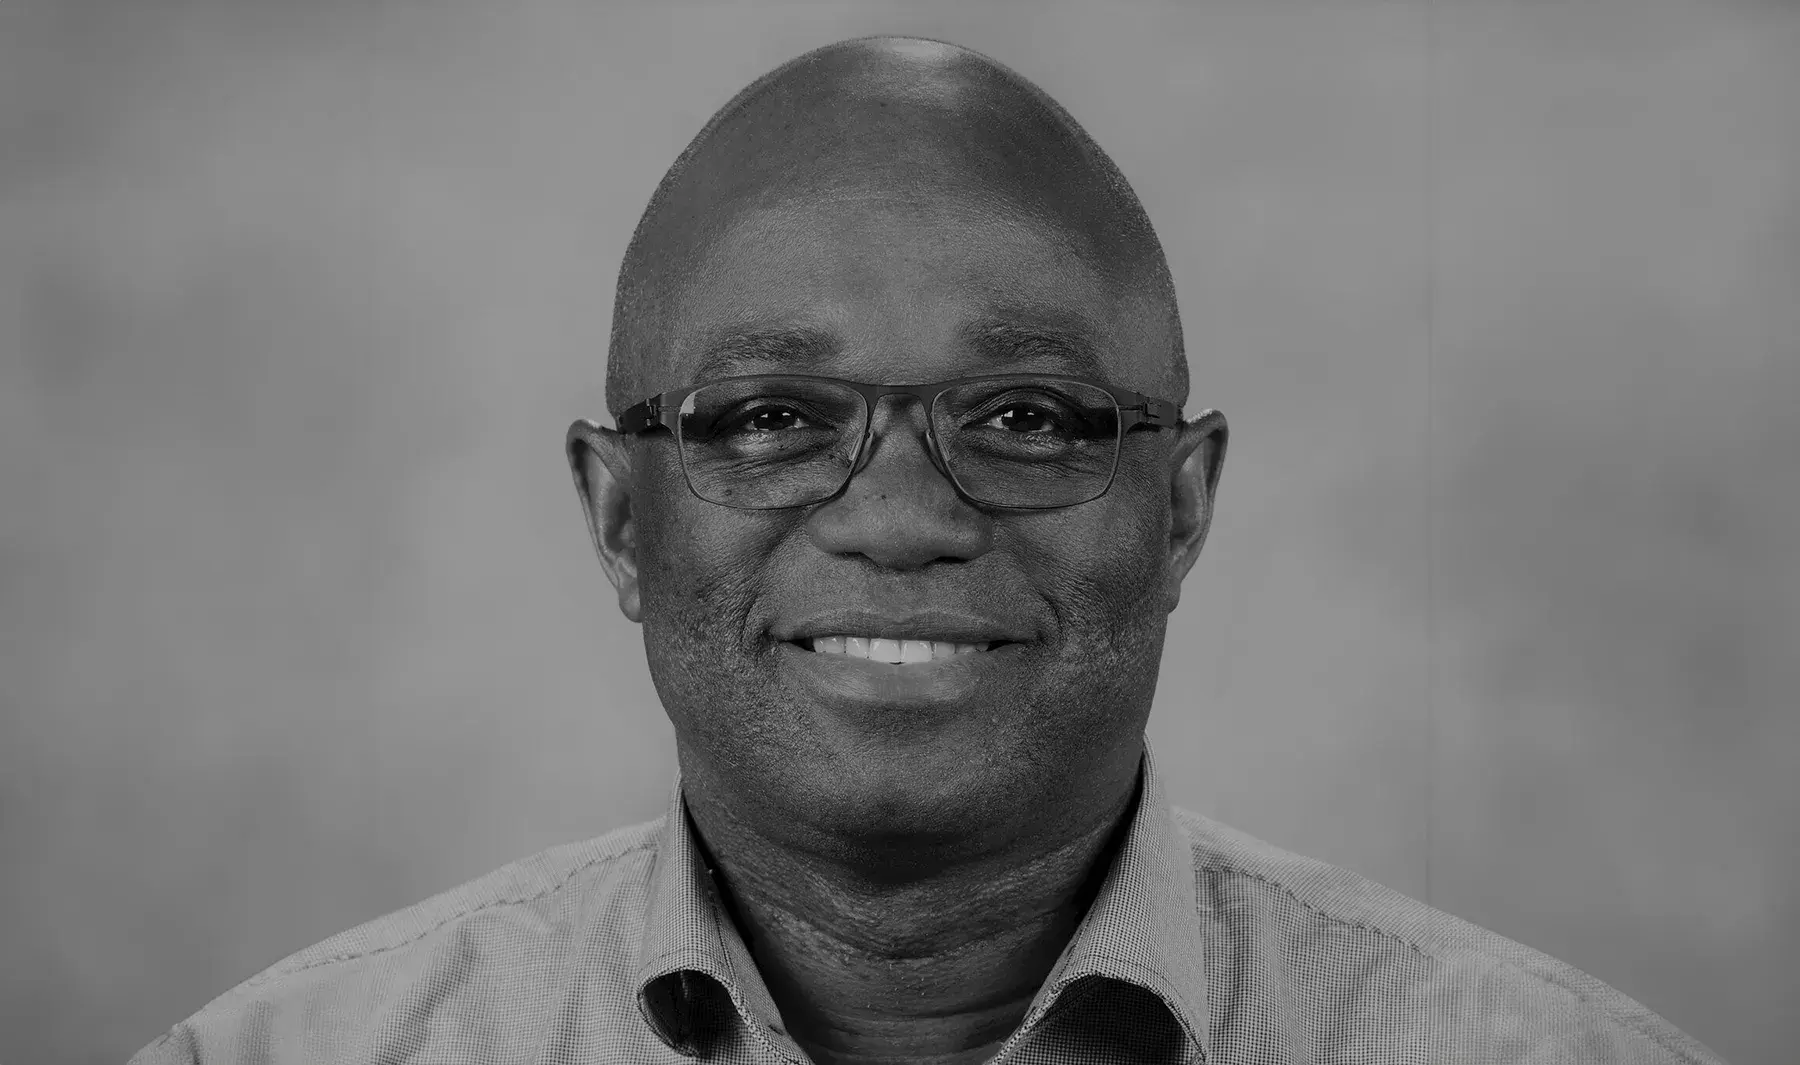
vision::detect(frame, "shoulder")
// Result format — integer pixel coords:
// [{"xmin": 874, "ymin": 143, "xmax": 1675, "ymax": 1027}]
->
[
  {"xmin": 128, "ymin": 817, "xmax": 664, "ymax": 1065},
  {"xmin": 1170, "ymin": 807, "xmax": 1726, "ymax": 1065}
]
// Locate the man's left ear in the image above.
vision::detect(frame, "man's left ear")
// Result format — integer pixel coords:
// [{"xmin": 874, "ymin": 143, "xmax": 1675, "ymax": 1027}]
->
[{"xmin": 1165, "ymin": 409, "xmax": 1228, "ymax": 607}]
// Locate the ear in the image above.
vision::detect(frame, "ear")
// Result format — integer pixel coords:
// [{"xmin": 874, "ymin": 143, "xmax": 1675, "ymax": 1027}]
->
[
  {"xmin": 566, "ymin": 419, "xmax": 642, "ymax": 622},
  {"xmin": 1165, "ymin": 408, "xmax": 1228, "ymax": 610}
]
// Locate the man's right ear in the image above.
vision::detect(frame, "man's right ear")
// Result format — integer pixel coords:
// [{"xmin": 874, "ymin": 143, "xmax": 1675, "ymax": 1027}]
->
[{"xmin": 566, "ymin": 420, "xmax": 641, "ymax": 622}]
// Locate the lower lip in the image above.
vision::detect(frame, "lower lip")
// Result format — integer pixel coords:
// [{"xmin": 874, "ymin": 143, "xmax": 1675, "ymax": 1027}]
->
[{"xmin": 776, "ymin": 641, "xmax": 1025, "ymax": 710}]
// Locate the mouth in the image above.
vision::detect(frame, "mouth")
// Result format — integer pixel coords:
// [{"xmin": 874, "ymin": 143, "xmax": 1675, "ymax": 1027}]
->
[{"xmin": 789, "ymin": 636, "xmax": 1012, "ymax": 663}]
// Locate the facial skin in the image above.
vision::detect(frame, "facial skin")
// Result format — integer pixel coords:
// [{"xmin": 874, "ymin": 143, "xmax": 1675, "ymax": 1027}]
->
[{"xmin": 568, "ymin": 38, "xmax": 1226, "ymax": 1065}]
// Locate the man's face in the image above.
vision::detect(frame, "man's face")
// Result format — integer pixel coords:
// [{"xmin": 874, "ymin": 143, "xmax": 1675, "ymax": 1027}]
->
[{"xmin": 611, "ymin": 184, "xmax": 1210, "ymax": 864}]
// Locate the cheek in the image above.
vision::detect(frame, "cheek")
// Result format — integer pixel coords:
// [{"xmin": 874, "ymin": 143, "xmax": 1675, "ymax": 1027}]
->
[
  {"xmin": 1010, "ymin": 479, "xmax": 1174, "ymax": 679},
  {"xmin": 1043, "ymin": 481, "xmax": 1170, "ymax": 603},
  {"xmin": 640, "ymin": 525, "xmax": 753, "ymax": 644},
  {"xmin": 630, "ymin": 462, "xmax": 791, "ymax": 653}
]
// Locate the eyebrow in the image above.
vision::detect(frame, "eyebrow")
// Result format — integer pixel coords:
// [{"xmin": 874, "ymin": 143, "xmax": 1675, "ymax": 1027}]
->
[
  {"xmin": 957, "ymin": 315, "xmax": 1105, "ymax": 377},
  {"xmin": 688, "ymin": 311, "xmax": 1107, "ymax": 382},
  {"xmin": 690, "ymin": 326, "xmax": 840, "ymax": 380}
]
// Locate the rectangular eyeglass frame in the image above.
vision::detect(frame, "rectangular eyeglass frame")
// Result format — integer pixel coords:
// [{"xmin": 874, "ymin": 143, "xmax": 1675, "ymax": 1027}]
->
[
  {"xmin": 612, "ymin": 372, "xmax": 1184, "ymax": 510},
  {"xmin": 618, "ymin": 373, "xmax": 1181, "ymax": 435}
]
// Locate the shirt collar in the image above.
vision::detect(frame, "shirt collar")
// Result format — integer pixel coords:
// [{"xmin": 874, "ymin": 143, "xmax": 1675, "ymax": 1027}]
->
[{"xmin": 631, "ymin": 736, "xmax": 1210, "ymax": 1061}]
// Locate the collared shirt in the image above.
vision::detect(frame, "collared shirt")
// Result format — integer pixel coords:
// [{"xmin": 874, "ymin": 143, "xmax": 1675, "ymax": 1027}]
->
[{"xmin": 128, "ymin": 740, "xmax": 1725, "ymax": 1064}]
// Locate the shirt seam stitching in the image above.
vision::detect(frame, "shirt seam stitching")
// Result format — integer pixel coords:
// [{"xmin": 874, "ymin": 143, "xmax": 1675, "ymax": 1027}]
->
[
  {"xmin": 1207, "ymin": 860, "xmax": 1704, "ymax": 1063},
  {"xmin": 242, "ymin": 838, "xmax": 659, "ymax": 989},
  {"xmin": 135, "ymin": 838, "xmax": 662, "ymax": 1056}
]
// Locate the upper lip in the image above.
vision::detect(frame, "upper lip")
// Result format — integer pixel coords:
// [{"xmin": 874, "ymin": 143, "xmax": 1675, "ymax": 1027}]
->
[{"xmin": 776, "ymin": 609, "xmax": 1033, "ymax": 645}]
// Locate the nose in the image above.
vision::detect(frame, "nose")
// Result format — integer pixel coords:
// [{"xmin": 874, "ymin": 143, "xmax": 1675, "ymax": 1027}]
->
[{"xmin": 803, "ymin": 397, "xmax": 993, "ymax": 571}]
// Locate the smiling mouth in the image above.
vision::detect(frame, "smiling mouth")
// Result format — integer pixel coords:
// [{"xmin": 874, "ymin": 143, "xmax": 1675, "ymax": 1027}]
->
[{"xmin": 794, "ymin": 636, "xmax": 1007, "ymax": 663}]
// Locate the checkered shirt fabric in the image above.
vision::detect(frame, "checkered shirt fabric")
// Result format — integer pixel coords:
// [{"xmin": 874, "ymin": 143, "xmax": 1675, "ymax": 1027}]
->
[{"xmin": 128, "ymin": 740, "xmax": 1726, "ymax": 1064}]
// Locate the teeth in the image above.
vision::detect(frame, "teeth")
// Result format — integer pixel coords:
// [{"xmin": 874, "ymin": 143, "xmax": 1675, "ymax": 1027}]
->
[{"xmin": 808, "ymin": 636, "xmax": 994, "ymax": 660}]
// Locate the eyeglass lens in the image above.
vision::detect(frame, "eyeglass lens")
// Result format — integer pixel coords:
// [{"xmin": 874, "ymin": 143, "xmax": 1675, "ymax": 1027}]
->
[{"xmin": 675, "ymin": 377, "xmax": 1122, "ymax": 509}]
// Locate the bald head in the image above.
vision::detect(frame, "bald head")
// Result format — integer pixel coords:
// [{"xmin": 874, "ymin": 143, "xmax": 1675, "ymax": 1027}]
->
[{"xmin": 605, "ymin": 36, "xmax": 1186, "ymax": 415}]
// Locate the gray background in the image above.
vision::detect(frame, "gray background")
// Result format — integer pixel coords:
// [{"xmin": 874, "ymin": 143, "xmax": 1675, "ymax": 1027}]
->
[{"xmin": 3, "ymin": 1, "xmax": 1795, "ymax": 1063}]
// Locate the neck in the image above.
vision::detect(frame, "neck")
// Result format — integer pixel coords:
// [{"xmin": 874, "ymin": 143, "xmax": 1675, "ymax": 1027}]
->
[{"xmin": 682, "ymin": 770, "xmax": 1141, "ymax": 1065}]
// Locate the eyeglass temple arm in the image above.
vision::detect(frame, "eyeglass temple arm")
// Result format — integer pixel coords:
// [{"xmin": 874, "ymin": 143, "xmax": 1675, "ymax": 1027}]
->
[
  {"xmin": 616, "ymin": 397, "xmax": 675, "ymax": 435},
  {"xmin": 1121, "ymin": 396, "xmax": 1182, "ymax": 432}
]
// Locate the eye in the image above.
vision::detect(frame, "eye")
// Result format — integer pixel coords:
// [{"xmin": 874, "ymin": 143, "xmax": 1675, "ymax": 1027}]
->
[
  {"xmin": 983, "ymin": 404, "xmax": 1061, "ymax": 433},
  {"xmin": 739, "ymin": 405, "xmax": 810, "ymax": 432}
]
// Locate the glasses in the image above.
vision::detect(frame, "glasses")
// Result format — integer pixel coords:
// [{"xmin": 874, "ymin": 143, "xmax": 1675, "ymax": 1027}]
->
[{"xmin": 613, "ymin": 373, "xmax": 1182, "ymax": 510}]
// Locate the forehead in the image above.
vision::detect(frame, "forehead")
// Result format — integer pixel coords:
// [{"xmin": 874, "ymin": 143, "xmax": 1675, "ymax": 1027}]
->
[{"xmin": 661, "ymin": 188, "xmax": 1139, "ymax": 387}]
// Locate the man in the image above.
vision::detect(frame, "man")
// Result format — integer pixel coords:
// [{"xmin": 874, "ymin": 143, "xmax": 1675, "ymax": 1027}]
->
[{"xmin": 132, "ymin": 36, "xmax": 1725, "ymax": 1065}]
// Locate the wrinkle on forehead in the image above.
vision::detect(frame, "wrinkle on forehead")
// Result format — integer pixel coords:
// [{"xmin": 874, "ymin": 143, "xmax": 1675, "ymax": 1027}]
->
[{"xmin": 607, "ymin": 36, "xmax": 1184, "ymax": 413}]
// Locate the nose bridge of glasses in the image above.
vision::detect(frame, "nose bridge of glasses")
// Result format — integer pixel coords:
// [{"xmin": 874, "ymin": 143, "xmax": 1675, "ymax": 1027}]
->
[
  {"xmin": 865, "ymin": 386, "xmax": 932, "ymax": 431},
  {"xmin": 852, "ymin": 387, "xmax": 951, "ymax": 478}
]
